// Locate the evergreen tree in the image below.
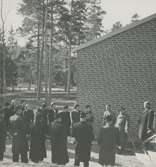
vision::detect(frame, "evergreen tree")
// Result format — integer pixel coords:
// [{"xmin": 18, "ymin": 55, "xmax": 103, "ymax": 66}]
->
[
  {"xmin": 86, "ymin": 0, "xmax": 106, "ymax": 40},
  {"xmin": 111, "ymin": 21, "xmax": 122, "ymax": 32}
]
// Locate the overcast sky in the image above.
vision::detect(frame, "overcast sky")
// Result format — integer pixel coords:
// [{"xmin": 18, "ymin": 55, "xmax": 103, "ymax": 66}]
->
[{"xmin": 0, "ymin": 0, "xmax": 156, "ymax": 46}]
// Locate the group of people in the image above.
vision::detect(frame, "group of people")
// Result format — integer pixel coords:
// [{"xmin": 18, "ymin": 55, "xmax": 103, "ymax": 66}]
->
[{"xmin": 0, "ymin": 99, "xmax": 155, "ymax": 167}]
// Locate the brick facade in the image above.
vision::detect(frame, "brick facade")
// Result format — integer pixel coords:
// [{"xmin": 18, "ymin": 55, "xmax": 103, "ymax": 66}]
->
[{"xmin": 75, "ymin": 14, "xmax": 156, "ymax": 140}]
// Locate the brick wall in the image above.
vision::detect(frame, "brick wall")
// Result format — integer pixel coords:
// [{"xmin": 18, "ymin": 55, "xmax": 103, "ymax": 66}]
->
[{"xmin": 76, "ymin": 18, "xmax": 156, "ymax": 140}]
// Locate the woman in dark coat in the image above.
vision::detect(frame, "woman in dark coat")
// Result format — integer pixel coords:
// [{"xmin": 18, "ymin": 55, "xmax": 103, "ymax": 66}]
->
[
  {"xmin": 72, "ymin": 112, "xmax": 94, "ymax": 167},
  {"xmin": 29, "ymin": 109, "xmax": 47, "ymax": 162},
  {"xmin": 50, "ymin": 113, "xmax": 69, "ymax": 165},
  {"xmin": 98, "ymin": 115, "xmax": 119, "ymax": 166}
]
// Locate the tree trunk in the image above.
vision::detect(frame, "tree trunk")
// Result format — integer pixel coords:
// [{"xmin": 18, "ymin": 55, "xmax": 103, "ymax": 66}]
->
[
  {"xmin": 66, "ymin": 46, "xmax": 71, "ymax": 94},
  {"xmin": 48, "ymin": 1, "xmax": 54, "ymax": 103},
  {"xmin": 38, "ymin": 2, "xmax": 47, "ymax": 100},
  {"xmin": 37, "ymin": 22, "xmax": 41, "ymax": 99}
]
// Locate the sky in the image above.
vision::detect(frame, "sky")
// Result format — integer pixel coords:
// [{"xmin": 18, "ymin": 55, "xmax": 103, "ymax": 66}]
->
[{"xmin": 0, "ymin": 0, "xmax": 156, "ymax": 46}]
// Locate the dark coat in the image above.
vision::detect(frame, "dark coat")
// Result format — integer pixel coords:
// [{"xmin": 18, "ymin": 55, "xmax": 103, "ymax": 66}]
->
[
  {"xmin": 60, "ymin": 111, "xmax": 71, "ymax": 136},
  {"xmin": 23, "ymin": 109, "xmax": 34, "ymax": 123},
  {"xmin": 50, "ymin": 120, "xmax": 69, "ymax": 165},
  {"xmin": 71, "ymin": 110, "xmax": 81, "ymax": 124},
  {"xmin": 30, "ymin": 112, "xmax": 47, "ymax": 162},
  {"xmin": 97, "ymin": 125, "xmax": 119, "ymax": 166},
  {"xmin": 138, "ymin": 109, "xmax": 154, "ymax": 141},
  {"xmin": 72, "ymin": 121, "xmax": 94, "ymax": 162},
  {"xmin": 9, "ymin": 114, "xmax": 29, "ymax": 154},
  {"xmin": 23, "ymin": 109, "xmax": 34, "ymax": 132},
  {"xmin": 48, "ymin": 108, "xmax": 58, "ymax": 124}
]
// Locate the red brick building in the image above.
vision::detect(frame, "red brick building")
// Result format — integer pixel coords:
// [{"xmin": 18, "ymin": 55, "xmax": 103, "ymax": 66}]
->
[{"xmin": 74, "ymin": 13, "xmax": 156, "ymax": 139}]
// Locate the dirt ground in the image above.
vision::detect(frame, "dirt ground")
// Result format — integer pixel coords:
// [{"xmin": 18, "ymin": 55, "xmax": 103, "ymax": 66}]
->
[{"xmin": 0, "ymin": 143, "xmax": 145, "ymax": 167}]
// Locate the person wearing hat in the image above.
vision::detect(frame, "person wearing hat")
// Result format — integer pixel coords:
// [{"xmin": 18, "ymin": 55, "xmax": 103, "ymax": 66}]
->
[
  {"xmin": 50, "ymin": 113, "xmax": 69, "ymax": 165},
  {"xmin": 115, "ymin": 107, "xmax": 128, "ymax": 153},
  {"xmin": 72, "ymin": 112, "xmax": 94, "ymax": 167},
  {"xmin": 138, "ymin": 101, "xmax": 155, "ymax": 141},
  {"xmin": 9, "ymin": 105, "xmax": 29, "ymax": 163},
  {"xmin": 98, "ymin": 114, "xmax": 120, "ymax": 167}
]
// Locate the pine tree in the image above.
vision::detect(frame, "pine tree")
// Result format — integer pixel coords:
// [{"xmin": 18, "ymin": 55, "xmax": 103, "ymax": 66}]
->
[
  {"xmin": 86, "ymin": 0, "xmax": 106, "ymax": 40},
  {"xmin": 111, "ymin": 21, "xmax": 122, "ymax": 32}
]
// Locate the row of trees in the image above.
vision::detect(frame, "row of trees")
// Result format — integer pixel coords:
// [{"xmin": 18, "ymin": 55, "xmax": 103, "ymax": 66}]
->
[
  {"xmin": 0, "ymin": 0, "xmax": 140, "ymax": 102},
  {"xmin": 0, "ymin": 28, "xmax": 18, "ymax": 93},
  {"xmin": 17, "ymin": 0, "xmax": 106, "ymax": 100}
]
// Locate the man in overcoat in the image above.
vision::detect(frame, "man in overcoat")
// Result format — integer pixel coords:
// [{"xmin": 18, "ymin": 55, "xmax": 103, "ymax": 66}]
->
[
  {"xmin": 71, "ymin": 104, "xmax": 81, "ymax": 127},
  {"xmin": 60, "ymin": 105, "xmax": 71, "ymax": 136},
  {"xmin": 50, "ymin": 113, "xmax": 69, "ymax": 165},
  {"xmin": 72, "ymin": 112, "xmax": 94, "ymax": 167},
  {"xmin": 23, "ymin": 104, "xmax": 34, "ymax": 131},
  {"xmin": 29, "ymin": 108, "xmax": 47, "ymax": 162},
  {"xmin": 48, "ymin": 102, "xmax": 58, "ymax": 125},
  {"xmin": 9, "ymin": 105, "xmax": 29, "ymax": 163}
]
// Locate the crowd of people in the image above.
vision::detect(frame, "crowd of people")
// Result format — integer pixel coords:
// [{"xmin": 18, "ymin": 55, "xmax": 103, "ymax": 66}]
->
[{"xmin": 0, "ymin": 99, "xmax": 155, "ymax": 167}]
